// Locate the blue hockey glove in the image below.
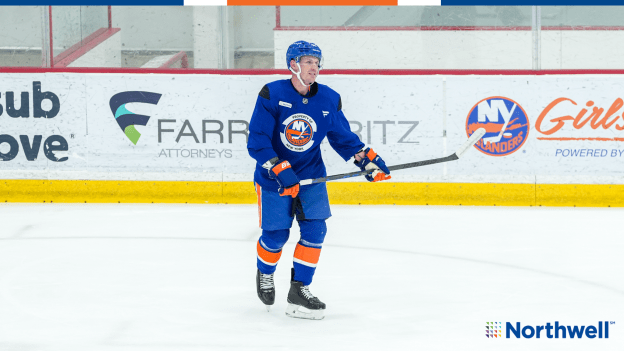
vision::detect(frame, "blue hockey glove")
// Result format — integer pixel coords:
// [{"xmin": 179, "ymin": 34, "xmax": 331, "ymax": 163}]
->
[
  {"xmin": 268, "ymin": 159, "xmax": 300, "ymax": 197},
  {"xmin": 354, "ymin": 148, "xmax": 391, "ymax": 182}
]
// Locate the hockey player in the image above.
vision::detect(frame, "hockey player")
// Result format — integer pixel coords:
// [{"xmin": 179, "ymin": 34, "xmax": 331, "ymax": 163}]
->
[{"xmin": 248, "ymin": 40, "xmax": 391, "ymax": 320}]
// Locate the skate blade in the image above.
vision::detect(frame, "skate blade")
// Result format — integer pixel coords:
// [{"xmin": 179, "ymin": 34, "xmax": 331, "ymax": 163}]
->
[
  {"xmin": 285, "ymin": 303, "xmax": 324, "ymax": 320},
  {"xmin": 266, "ymin": 305, "xmax": 271, "ymax": 312}
]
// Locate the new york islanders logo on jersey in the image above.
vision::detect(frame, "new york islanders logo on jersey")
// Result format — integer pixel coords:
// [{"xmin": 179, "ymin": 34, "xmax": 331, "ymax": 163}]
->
[
  {"xmin": 466, "ymin": 97, "xmax": 530, "ymax": 157},
  {"xmin": 281, "ymin": 113, "xmax": 317, "ymax": 152}
]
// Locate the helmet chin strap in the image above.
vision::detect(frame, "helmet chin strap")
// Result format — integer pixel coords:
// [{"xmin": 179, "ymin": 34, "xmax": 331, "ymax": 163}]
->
[{"xmin": 290, "ymin": 62, "xmax": 312, "ymax": 89}]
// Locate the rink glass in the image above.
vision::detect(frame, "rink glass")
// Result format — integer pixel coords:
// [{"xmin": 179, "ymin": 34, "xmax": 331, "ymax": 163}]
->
[{"xmin": 0, "ymin": 6, "xmax": 623, "ymax": 70}]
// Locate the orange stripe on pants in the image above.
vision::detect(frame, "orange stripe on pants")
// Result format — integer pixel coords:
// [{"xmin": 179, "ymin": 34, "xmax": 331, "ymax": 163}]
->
[
  {"xmin": 293, "ymin": 244, "xmax": 321, "ymax": 265},
  {"xmin": 255, "ymin": 183, "xmax": 262, "ymax": 228},
  {"xmin": 257, "ymin": 241, "xmax": 282, "ymax": 264}
]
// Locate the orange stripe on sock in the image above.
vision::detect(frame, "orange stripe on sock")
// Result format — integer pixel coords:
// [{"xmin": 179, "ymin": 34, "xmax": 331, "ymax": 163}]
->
[
  {"xmin": 293, "ymin": 244, "xmax": 321, "ymax": 265},
  {"xmin": 255, "ymin": 183, "xmax": 262, "ymax": 228},
  {"xmin": 257, "ymin": 241, "xmax": 282, "ymax": 264}
]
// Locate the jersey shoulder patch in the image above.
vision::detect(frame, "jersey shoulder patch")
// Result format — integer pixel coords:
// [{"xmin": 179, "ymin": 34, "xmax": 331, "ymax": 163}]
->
[{"xmin": 259, "ymin": 85, "xmax": 270, "ymax": 100}]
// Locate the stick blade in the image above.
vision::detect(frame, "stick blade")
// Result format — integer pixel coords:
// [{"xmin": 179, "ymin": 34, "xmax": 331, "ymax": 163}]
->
[{"xmin": 455, "ymin": 128, "xmax": 486, "ymax": 158}]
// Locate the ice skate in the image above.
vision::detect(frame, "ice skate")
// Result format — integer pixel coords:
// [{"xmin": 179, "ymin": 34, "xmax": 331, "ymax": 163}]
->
[
  {"xmin": 256, "ymin": 269, "xmax": 275, "ymax": 311},
  {"xmin": 285, "ymin": 269, "xmax": 325, "ymax": 320}
]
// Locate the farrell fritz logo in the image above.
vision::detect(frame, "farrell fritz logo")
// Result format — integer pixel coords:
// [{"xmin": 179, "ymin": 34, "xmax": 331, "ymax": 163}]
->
[
  {"xmin": 109, "ymin": 91, "xmax": 162, "ymax": 145},
  {"xmin": 466, "ymin": 97, "xmax": 529, "ymax": 157},
  {"xmin": 486, "ymin": 322, "xmax": 502, "ymax": 338},
  {"xmin": 280, "ymin": 113, "xmax": 317, "ymax": 152}
]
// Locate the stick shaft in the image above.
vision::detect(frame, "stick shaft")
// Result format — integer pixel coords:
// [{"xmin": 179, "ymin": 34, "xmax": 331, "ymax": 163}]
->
[
  {"xmin": 300, "ymin": 128, "xmax": 485, "ymax": 185},
  {"xmin": 302, "ymin": 153, "xmax": 458, "ymax": 185}
]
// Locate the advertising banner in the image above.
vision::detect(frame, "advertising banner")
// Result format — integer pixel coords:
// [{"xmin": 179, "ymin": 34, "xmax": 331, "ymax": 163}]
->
[
  {"xmin": 0, "ymin": 74, "xmax": 87, "ymax": 177},
  {"xmin": 86, "ymin": 74, "xmax": 260, "ymax": 181},
  {"xmin": 0, "ymin": 73, "xmax": 442, "ymax": 182},
  {"xmin": 1, "ymin": 72, "xmax": 623, "ymax": 185},
  {"xmin": 446, "ymin": 76, "xmax": 624, "ymax": 184}
]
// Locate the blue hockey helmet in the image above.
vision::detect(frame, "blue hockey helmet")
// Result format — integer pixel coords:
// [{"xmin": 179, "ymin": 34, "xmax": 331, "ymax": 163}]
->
[{"xmin": 286, "ymin": 41, "xmax": 323, "ymax": 70}]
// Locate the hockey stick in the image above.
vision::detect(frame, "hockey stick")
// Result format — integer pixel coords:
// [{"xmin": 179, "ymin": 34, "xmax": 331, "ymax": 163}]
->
[{"xmin": 300, "ymin": 128, "xmax": 486, "ymax": 185}]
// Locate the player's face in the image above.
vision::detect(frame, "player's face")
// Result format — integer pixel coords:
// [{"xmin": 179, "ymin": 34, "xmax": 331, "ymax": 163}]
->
[{"xmin": 291, "ymin": 56, "xmax": 320, "ymax": 85}]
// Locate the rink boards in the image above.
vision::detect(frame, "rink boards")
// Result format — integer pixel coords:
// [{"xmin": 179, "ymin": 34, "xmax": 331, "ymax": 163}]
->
[{"xmin": 1, "ymin": 72, "xmax": 624, "ymax": 206}]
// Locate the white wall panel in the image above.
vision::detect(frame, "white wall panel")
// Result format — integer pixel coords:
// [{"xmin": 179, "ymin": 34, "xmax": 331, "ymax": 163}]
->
[{"xmin": 275, "ymin": 30, "xmax": 533, "ymax": 69}]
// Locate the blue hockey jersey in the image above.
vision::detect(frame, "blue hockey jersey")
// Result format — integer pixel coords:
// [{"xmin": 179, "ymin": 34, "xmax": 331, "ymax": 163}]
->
[{"xmin": 248, "ymin": 79, "xmax": 364, "ymax": 192}]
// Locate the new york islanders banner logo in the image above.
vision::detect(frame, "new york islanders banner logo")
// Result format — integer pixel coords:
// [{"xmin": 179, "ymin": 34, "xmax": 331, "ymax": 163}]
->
[
  {"xmin": 109, "ymin": 91, "xmax": 162, "ymax": 145},
  {"xmin": 281, "ymin": 113, "xmax": 317, "ymax": 152},
  {"xmin": 466, "ymin": 97, "xmax": 530, "ymax": 156}
]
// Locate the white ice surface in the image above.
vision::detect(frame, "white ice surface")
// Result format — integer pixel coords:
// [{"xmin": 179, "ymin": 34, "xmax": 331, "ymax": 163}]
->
[{"xmin": 0, "ymin": 204, "xmax": 623, "ymax": 351}]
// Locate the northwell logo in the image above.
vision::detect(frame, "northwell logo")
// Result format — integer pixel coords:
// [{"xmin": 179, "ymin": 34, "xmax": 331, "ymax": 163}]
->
[
  {"xmin": 109, "ymin": 91, "xmax": 162, "ymax": 145},
  {"xmin": 486, "ymin": 322, "xmax": 502, "ymax": 338},
  {"xmin": 487, "ymin": 321, "xmax": 613, "ymax": 339}
]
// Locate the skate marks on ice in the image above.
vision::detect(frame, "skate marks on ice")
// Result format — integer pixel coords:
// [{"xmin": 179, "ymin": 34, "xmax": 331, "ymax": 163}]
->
[
  {"xmin": 0, "ymin": 204, "xmax": 623, "ymax": 351},
  {"xmin": 327, "ymin": 243, "xmax": 624, "ymax": 297}
]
